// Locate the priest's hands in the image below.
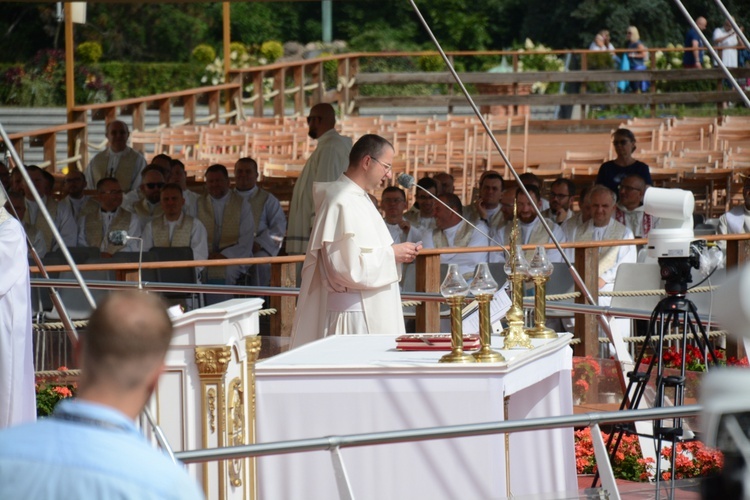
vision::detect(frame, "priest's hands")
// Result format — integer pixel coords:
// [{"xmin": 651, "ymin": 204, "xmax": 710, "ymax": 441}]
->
[{"xmin": 393, "ymin": 241, "xmax": 423, "ymax": 264}]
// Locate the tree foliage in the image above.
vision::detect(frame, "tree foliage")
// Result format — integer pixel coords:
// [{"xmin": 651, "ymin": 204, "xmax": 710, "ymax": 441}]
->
[{"xmin": 0, "ymin": 1, "xmax": 748, "ymax": 64}]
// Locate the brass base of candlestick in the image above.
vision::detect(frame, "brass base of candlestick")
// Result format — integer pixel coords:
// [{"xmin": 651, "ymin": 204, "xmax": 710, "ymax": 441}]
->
[
  {"xmin": 527, "ymin": 325, "xmax": 557, "ymax": 339},
  {"xmin": 440, "ymin": 349, "xmax": 478, "ymax": 363},
  {"xmin": 503, "ymin": 322, "xmax": 533, "ymax": 349},
  {"xmin": 473, "ymin": 346, "xmax": 505, "ymax": 363}
]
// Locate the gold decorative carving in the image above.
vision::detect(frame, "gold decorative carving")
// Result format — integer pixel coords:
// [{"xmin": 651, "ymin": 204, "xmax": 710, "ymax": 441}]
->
[
  {"xmin": 207, "ymin": 388, "xmax": 217, "ymax": 433},
  {"xmin": 195, "ymin": 345, "xmax": 232, "ymax": 376},
  {"xmin": 227, "ymin": 377, "xmax": 244, "ymax": 487}
]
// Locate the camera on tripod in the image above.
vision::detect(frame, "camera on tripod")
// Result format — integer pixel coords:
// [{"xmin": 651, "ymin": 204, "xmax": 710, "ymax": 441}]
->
[{"xmin": 644, "ymin": 187, "xmax": 706, "ymax": 295}]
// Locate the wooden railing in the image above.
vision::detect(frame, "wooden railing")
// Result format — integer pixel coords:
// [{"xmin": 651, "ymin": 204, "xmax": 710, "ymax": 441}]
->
[
  {"xmin": 30, "ymin": 234, "xmax": 750, "ymax": 358},
  {"xmin": 3, "ymin": 48, "xmax": 749, "ymax": 170}
]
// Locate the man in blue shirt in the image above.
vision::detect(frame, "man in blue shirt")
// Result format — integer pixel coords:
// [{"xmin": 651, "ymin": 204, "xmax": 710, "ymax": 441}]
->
[
  {"xmin": 683, "ymin": 16, "xmax": 708, "ymax": 68},
  {"xmin": 0, "ymin": 291, "xmax": 204, "ymax": 500}
]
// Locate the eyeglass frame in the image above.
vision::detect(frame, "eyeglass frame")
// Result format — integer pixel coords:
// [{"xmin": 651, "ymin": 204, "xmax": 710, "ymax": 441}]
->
[{"xmin": 369, "ymin": 156, "xmax": 393, "ymax": 173}]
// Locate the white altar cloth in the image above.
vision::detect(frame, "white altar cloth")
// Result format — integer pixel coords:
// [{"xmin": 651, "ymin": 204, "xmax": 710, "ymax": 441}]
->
[{"xmin": 255, "ymin": 334, "xmax": 576, "ymax": 500}]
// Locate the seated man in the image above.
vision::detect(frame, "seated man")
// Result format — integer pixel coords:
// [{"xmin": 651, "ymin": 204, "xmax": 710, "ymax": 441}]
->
[
  {"xmin": 497, "ymin": 185, "xmax": 565, "ymax": 263},
  {"xmin": 421, "ymin": 193, "xmax": 490, "ymax": 279},
  {"xmin": 77, "ymin": 178, "xmax": 141, "ymax": 257},
  {"xmin": 167, "ymin": 159, "xmax": 199, "ymax": 217},
  {"xmin": 562, "ymin": 185, "xmax": 592, "ymax": 242},
  {"xmin": 615, "ymin": 173, "xmax": 657, "ymax": 238},
  {"xmin": 403, "ymin": 176, "xmax": 438, "ymax": 233},
  {"xmin": 61, "ymin": 168, "xmax": 98, "ymax": 221},
  {"xmin": 5, "ymin": 190, "xmax": 46, "ymax": 259},
  {"xmin": 22, "ymin": 165, "xmax": 77, "ymax": 252},
  {"xmin": 196, "ymin": 164, "xmax": 254, "ymax": 286},
  {"xmin": 463, "ymin": 171, "xmax": 505, "ymax": 238},
  {"xmin": 381, "ymin": 186, "xmax": 422, "ymax": 244},
  {"xmin": 499, "ymin": 186, "xmax": 518, "ymax": 227},
  {"xmin": 434, "ymin": 172, "xmax": 454, "ymax": 195},
  {"xmin": 142, "ymin": 183, "xmax": 207, "ymax": 281},
  {"xmin": 718, "ymin": 176, "xmax": 750, "ymax": 247},
  {"xmin": 570, "ymin": 185, "xmax": 636, "ymax": 302},
  {"xmin": 123, "ymin": 165, "xmax": 165, "ymax": 227},
  {"xmin": 233, "ymin": 157, "xmax": 287, "ymax": 287},
  {"xmin": 519, "ymin": 172, "xmax": 550, "ymax": 210},
  {"xmin": 85, "ymin": 120, "xmax": 147, "ymax": 193},
  {"xmin": 542, "ymin": 178, "xmax": 576, "ymax": 225}
]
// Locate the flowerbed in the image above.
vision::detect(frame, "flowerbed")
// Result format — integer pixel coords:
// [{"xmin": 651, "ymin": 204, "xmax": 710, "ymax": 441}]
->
[{"xmin": 36, "ymin": 366, "xmax": 77, "ymax": 417}]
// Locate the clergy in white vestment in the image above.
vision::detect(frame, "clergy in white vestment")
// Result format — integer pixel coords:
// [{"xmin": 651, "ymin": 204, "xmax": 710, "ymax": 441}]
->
[
  {"xmin": 495, "ymin": 185, "xmax": 566, "ymax": 264},
  {"xmin": 167, "ymin": 159, "xmax": 199, "ymax": 217},
  {"xmin": 77, "ymin": 178, "xmax": 142, "ymax": 256},
  {"xmin": 61, "ymin": 169, "xmax": 98, "ymax": 221},
  {"xmin": 22, "ymin": 165, "xmax": 77, "ymax": 252},
  {"xmin": 718, "ymin": 177, "xmax": 750, "ymax": 251},
  {"xmin": 421, "ymin": 193, "xmax": 490, "ymax": 280},
  {"xmin": 142, "ymin": 183, "xmax": 208, "ymax": 281},
  {"xmin": 196, "ymin": 164, "xmax": 255, "ymax": 286},
  {"xmin": 403, "ymin": 176, "xmax": 438, "ymax": 234},
  {"xmin": 614, "ymin": 173, "xmax": 657, "ymax": 238},
  {"xmin": 125, "ymin": 166, "xmax": 165, "ymax": 228},
  {"xmin": 290, "ymin": 134, "xmax": 422, "ymax": 349},
  {"xmin": 381, "ymin": 186, "xmax": 422, "ymax": 244},
  {"xmin": 0, "ymin": 188, "xmax": 36, "ymax": 428},
  {"xmin": 287, "ymin": 103, "xmax": 352, "ymax": 255},
  {"xmin": 462, "ymin": 171, "xmax": 505, "ymax": 239},
  {"xmin": 234, "ymin": 157, "xmax": 287, "ymax": 287},
  {"xmin": 5, "ymin": 191, "xmax": 47, "ymax": 259},
  {"xmin": 85, "ymin": 120, "xmax": 146, "ymax": 193},
  {"xmin": 571, "ymin": 185, "xmax": 637, "ymax": 305}
]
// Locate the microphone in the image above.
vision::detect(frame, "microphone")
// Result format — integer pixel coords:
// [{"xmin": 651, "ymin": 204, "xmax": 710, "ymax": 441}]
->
[
  {"xmin": 108, "ymin": 230, "xmax": 145, "ymax": 290},
  {"xmin": 397, "ymin": 173, "xmax": 509, "ymax": 257}
]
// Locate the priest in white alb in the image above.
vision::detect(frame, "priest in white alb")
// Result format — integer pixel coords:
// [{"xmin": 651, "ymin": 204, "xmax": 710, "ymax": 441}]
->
[
  {"xmin": 290, "ymin": 135, "xmax": 422, "ymax": 349},
  {"xmin": 0, "ymin": 187, "xmax": 35, "ymax": 428},
  {"xmin": 718, "ymin": 176, "xmax": 750, "ymax": 250}
]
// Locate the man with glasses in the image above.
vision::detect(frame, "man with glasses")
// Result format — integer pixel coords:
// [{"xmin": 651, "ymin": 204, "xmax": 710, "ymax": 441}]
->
[
  {"xmin": 287, "ymin": 103, "xmax": 352, "ymax": 255},
  {"xmin": 381, "ymin": 186, "xmax": 421, "ymax": 244},
  {"xmin": 85, "ymin": 120, "xmax": 146, "ymax": 193},
  {"xmin": 615, "ymin": 174, "xmax": 656, "ymax": 238},
  {"xmin": 542, "ymin": 178, "xmax": 575, "ymax": 225},
  {"xmin": 77, "ymin": 178, "xmax": 141, "ymax": 257},
  {"xmin": 404, "ymin": 176, "xmax": 438, "ymax": 233},
  {"xmin": 291, "ymin": 135, "xmax": 421, "ymax": 348},
  {"xmin": 126, "ymin": 165, "xmax": 166, "ymax": 227}
]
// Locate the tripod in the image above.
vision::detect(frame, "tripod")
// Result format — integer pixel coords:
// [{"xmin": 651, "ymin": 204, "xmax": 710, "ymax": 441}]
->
[{"xmin": 593, "ymin": 291, "xmax": 718, "ymax": 496}]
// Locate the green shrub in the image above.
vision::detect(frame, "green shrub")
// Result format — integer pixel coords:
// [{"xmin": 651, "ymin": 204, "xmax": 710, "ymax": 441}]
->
[
  {"xmin": 229, "ymin": 41, "xmax": 248, "ymax": 57},
  {"xmin": 417, "ymin": 54, "xmax": 444, "ymax": 72},
  {"xmin": 259, "ymin": 40, "xmax": 283, "ymax": 63},
  {"xmin": 76, "ymin": 41, "xmax": 103, "ymax": 64},
  {"xmin": 98, "ymin": 62, "xmax": 204, "ymax": 99},
  {"xmin": 191, "ymin": 44, "xmax": 216, "ymax": 65}
]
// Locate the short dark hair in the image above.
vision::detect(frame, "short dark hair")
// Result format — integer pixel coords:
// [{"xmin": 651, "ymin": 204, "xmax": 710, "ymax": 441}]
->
[
  {"xmin": 480, "ymin": 171, "xmax": 504, "ymax": 188},
  {"xmin": 439, "ymin": 193, "xmax": 463, "ymax": 214},
  {"xmin": 205, "ymin": 164, "xmax": 229, "ymax": 179},
  {"xmin": 517, "ymin": 184, "xmax": 541, "ymax": 202},
  {"xmin": 152, "ymin": 153, "xmax": 172, "ymax": 164},
  {"xmin": 551, "ymin": 178, "xmax": 576, "ymax": 196},
  {"xmin": 142, "ymin": 164, "xmax": 166, "ymax": 179},
  {"xmin": 417, "ymin": 176, "xmax": 438, "ymax": 193},
  {"xmin": 170, "ymin": 159, "xmax": 186, "ymax": 171},
  {"xmin": 382, "ymin": 186, "xmax": 406, "ymax": 201},
  {"xmin": 96, "ymin": 177, "xmax": 120, "ymax": 191},
  {"xmin": 519, "ymin": 172, "xmax": 542, "ymax": 188},
  {"xmin": 349, "ymin": 134, "xmax": 393, "ymax": 166},
  {"xmin": 41, "ymin": 169, "xmax": 55, "ymax": 191},
  {"xmin": 235, "ymin": 157, "xmax": 258, "ymax": 172},
  {"xmin": 160, "ymin": 182, "xmax": 183, "ymax": 197}
]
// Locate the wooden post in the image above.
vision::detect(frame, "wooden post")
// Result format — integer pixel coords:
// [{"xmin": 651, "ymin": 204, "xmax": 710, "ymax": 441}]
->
[
  {"xmin": 132, "ymin": 102, "xmax": 146, "ymax": 132},
  {"xmin": 293, "ymin": 64, "xmax": 304, "ymax": 116},
  {"xmin": 273, "ymin": 68, "xmax": 286, "ymax": 117},
  {"xmin": 183, "ymin": 95, "xmax": 196, "ymax": 126},
  {"xmin": 64, "ymin": 3, "xmax": 76, "ymax": 165},
  {"xmin": 270, "ymin": 262, "xmax": 297, "ymax": 338},
  {"xmin": 253, "ymin": 70, "xmax": 264, "ymax": 117},
  {"xmin": 415, "ymin": 253, "xmax": 441, "ymax": 333},
  {"xmin": 574, "ymin": 247, "xmax": 599, "ymax": 357}
]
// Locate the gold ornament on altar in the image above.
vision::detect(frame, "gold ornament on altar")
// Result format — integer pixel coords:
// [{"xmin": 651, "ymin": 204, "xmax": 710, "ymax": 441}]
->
[
  {"xmin": 501, "ymin": 202, "xmax": 533, "ymax": 350},
  {"xmin": 439, "ymin": 263, "xmax": 476, "ymax": 363},
  {"xmin": 469, "ymin": 262, "xmax": 505, "ymax": 362},
  {"xmin": 527, "ymin": 245, "xmax": 557, "ymax": 339}
]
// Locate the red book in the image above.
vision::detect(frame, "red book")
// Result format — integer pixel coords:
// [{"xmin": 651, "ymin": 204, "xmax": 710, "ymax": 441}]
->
[{"xmin": 396, "ymin": 334, "xmax": 481, "ymax": 351}]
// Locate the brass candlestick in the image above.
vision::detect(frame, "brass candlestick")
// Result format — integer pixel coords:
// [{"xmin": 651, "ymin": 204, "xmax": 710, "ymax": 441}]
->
[
  {"xmin": 470, "ymin": 262, "xmax": 504, "ymax": 362},
  {"xmin": 439, "ymin": 264, "xmax": 476, "ymax": 364},
  {"xmin": 501, "ymin": 202, "xmax": 533, "ymax": 350},
  {"xmin": 528, "ymin": 245, "xmax": 557, "ymax": 339}
]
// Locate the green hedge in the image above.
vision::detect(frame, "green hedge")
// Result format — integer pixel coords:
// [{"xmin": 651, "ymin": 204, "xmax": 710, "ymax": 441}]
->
[{"xmin": 97, "ymin": 62, "xmax": 204, "ymax": 99}]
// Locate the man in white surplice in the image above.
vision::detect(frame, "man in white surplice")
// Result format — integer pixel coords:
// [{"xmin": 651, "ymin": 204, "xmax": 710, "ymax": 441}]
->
[
  {"xmin": 718, "ymin": 176, "xmax": 750, "ymax": 251},
  {"xmin": 85, "ymin": 120, "xmax": 146, "ymax": 193},
  {"xmin": 0, "ymin": 187, "xmax": 35, "ymax": 428},
  {"xmin": 290, "ymin": 135, "xmax": 422, "ymax": 349},
  {"xmin": 421, "ymin": 193, "xmax": 490, "ymax": 279}
]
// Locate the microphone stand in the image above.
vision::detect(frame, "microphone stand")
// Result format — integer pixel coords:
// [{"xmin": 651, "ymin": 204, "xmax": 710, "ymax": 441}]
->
[{"xmin": 408, "ymin": 0, "xmax": 622, "ymax": 361}]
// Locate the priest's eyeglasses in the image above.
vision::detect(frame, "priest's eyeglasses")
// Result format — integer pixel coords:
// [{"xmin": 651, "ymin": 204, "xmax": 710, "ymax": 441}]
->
[{"xmin": 369, "ymin": 156, "xmax": 392, "ymax": 173}]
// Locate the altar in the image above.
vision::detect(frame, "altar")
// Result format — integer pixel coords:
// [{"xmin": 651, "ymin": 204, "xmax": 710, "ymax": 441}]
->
[{"xmin": 254, "ymin": 334, "xmax": 576, "ymax": 500}]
